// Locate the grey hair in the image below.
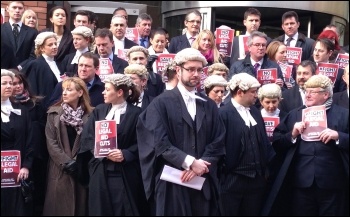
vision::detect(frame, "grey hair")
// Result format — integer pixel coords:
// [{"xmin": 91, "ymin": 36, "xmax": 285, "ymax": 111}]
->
[
  {"xmin": 208, "ymin": 63, "xmax": 229, "ymax": 75},
  {"xmin": 136, "ymin": 13, "xmax": 152, "ymax": 25},
  {"xmin": 247, "ymin": 31, "xmax": 267, "ymax": 46},
  {"xmin": 1, "ymin": 69, "xmax": 15, "ymax": 79}
]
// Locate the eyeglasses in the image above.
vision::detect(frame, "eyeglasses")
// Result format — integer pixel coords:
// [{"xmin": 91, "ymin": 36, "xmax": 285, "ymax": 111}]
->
[
  {"xmin": 305, "ymin": 90, "xmax": 326, "ymax": 95},
  {"xmin": 251, "ymin": 43, "xmax": 267, "ymax": 48},
  {"xmin": 181, "ymin": 66, "xmax": 203, "ymax": 73},
  {"xmin": 186, "ymin": 20, "xmax": 201, "ymax": 24}
]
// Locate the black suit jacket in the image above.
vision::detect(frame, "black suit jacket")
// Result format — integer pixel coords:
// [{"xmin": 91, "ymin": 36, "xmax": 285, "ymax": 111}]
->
[
  {"xmin": 40, "ymin": 27, "xmax": 75, "ymax": 66},
  {"xmin": 1, "ymin": 22, "xmax": 37, "ymax": 69},
  {"xmin": 168, "ymin": 34, "xmax": 190, "ymax": 54},
  {"xmin": 1, "ymin": 36, "xmax": 16, "ymax": 69},
  {"xmin": 278, "ymin": 85, "xmax": 303, "ymax": 114},
  {"xmin": 58, "ymin": 52, "xmax": 77, "ymax": 76},
  {"xmin": 125, "ymin": 37, "xmax": 138, "ymax": 49},
  {"xmin": 333, "ymin": 90, "xmax": 349, "ymax": 109},
  {"xmin": 140, "ymin": 93, "xmax": 154, "ymax": 111}
]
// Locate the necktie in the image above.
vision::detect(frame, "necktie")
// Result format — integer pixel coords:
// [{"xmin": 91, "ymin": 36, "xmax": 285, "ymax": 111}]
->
[
  {"xmin": 86, "ymin": 82, "xmax": 92, "ymax": 90},
  {"xmin": 286, "ymin": 37, "xmax": 293, "ymax": 47},
  {"xmin": 189, "ymin": 37, "xmax": 196, "ymax": 45},
  {"xmin": 12, "ymin": 23, "xmax": 19, "ymax": 48},
  {"xmin": 243, "ymin": 107, "xmax": 257, "ymax": 127},
  {"xmin": 253, "ymin": 63, "xmax": 260, "ymax": 76},
  {"xmin": 185, "ymin": 92, "xmax": 207, "ymax": 121},
  {"xmin": 140, "ymin": 38, "xmax": 147, "ymax": 48}
]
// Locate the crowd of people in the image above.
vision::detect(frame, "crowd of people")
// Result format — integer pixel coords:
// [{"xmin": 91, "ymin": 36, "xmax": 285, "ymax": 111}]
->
[{"xmin": 1, "ymin": 1, "xmax": 349, "ymax": 216}]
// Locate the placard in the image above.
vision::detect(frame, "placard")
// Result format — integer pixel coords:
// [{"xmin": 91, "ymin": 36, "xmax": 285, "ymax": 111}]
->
[
  {"xmin": 96, "ymin": 58, "xmax": 114, "ymax": 82},
  {"xmin": 155, "ymin": 53, "xmax": 176, "ymax": 75},
  {"xmin": 286, "ymin": 47, "xmax": 302, "ymax": 65},
  {"xmin": 125, "ymin": 28, "xmax": 139, "ymax": 44},
  {"xmin": 117, "ymin": 49, "xmax": 129, "ymax": 61},
  {"xmin": 334, "ymin": 53, "xmax": 349, "ymax": 69},
  {"xmin": 1, "ymin": 8, "xmax": 5, "ymax": 24},
  {"xmin": 94, "ymin": 120, "xmax": 117, "ymax": 158},
  {"xmin": 196, "ymin": 67, "xmax": 209, "ymax": 93},
  {"xmin": 1, "ymin": 150, "xmax": 21, "ymax": 188},
  {"xmin": 301, "ymin": 105, "xmax": 327, "ymax": 141},
  {"xmin": 256, "ymin": 68, "xmax": 277, "ymax": 85},
  {"xmin": 278, "ymin": 61, "xmax": 293, "ymax": 83},
  {"xmin": 215, "ymin": 28, "xmax": 235, "ymax": 57},
  {"xmin": 238, "ymin": 35, "xmax": 249, "ymax": 60},
  {"xmin": 263, "ymin": 117, "xmax": 280, "ymax": 142},
  {"xmin": 316, "ymin": 62, "xmax": 339, "ymax": 83}
]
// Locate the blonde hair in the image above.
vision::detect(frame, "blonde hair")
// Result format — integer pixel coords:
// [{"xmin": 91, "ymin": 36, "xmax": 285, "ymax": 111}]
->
[
  {"xmin": 266, "ymin": 41, "xmax": 285, "ymax": 62},
  {"xmin": 126, "ymin": 46, "xmax": 149, "ymax": 59},
  {"xmin": 192, "ymin": 29, "xmax": 222, "ymax": 64},
  {"xmin": 124, "ymin": 64, "xmax": 149, "ymax": 80},
  {"xmin": 21, "ymin": 9, "xmax": 39, "ymax": 30}
]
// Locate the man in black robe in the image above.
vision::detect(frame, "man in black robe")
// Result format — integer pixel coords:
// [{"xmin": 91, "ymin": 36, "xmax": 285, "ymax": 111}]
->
[{"xmin": 137, "ymin": 48, "xmax": 225, "ymax": 215}]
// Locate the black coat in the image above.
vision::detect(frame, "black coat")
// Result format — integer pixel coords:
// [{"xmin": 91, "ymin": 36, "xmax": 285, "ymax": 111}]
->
[
  {"xmin": 278, "ymin": 85, "xmax": 303, "ymax": 114},
  {"xmin": 1, "ymin": 22, "xmax": 37, "ymax": 69},
  {"xmin": 77, "ymin": 103, "xmax": 148, "ymax": 216},
  {"xmin": 332, "ymin": 90, "xmax": 349, "ymax": 109},
  {"xmin": 168, "ymin": 34, "xmax": 190, "ymax": 54}
]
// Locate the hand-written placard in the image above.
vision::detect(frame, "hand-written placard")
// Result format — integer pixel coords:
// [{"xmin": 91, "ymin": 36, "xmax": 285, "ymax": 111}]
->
[
  {"xmin": 316, "ymin": 62, "xmax": 339, "ymax": 83},
  {"xmin": 263, "ymin": 117, "xmax": 280, "ymax": 142},
  {"xmin": 125, "ymin": 28, "xmax": 139, "ymax": 44},
  {"xmin": 257, "ymin": 68, "xmax": 277, "ymax": 85},
  {"xmin": 94, "ymin": 120, "xmax": 117, "ymax": 158},
  {"xmin": 301, "ymin": 105, "xmax": 327, "ymax": 141},
  {"xmin": 155, "ymin": 53, "xmax": 176, "ymax": 75},
  {"xmin": 117, "ymin": 49, "xmax": 129, "ymax": 61},
  {"xmin": 1, "ymin": 150, "xmax": 21, "ymax": 188},
  {"xmin": 195, "ymin": 67, "xmax": 209, "ymax": 93},
  {"xmin": 238, "ymin": 35, "xmax": 249, "ymax": 60},
  {"xmin": 278, "ymin": 61, "xmax": 293, "ymax": 83},
  {"xmin": 334, "ymin": 53, "xmax": 349, "ymax": 69},
  {"xmin": 215, "ymin": 28, "xmax": 235, "ymax": 57},
  {"xmin": 286, "ymin": 47, "xmax": 302, "ymax": 65},
  {"xmin": 96, "ymin": 58, "xmax": 114, "ymax": 82}
]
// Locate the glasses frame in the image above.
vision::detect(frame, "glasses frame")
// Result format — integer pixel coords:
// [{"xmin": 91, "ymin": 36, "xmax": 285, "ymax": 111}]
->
[{"xmin": 181, "ymin": 66, "xmax": 204, "ymax": 74}]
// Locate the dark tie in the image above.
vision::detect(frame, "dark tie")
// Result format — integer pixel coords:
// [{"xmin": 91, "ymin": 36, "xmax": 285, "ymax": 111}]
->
[
  {"xmin": 12, "ymin": 23, "xmax": 19, "ymax": 47},
  {"xmin": 86, "ymin": 82, "xmax": 92, "ymax": 90},
  {"xmin": 253, "ymin": 63, "xmax": 260, "ymax": 76},
  {"xmin": 140, "ymin": 38, "xmax": 147, "ymax": 48},
  {"xmin": 286, "ymin": 37, "xmax": 293, "ymax": 47}
]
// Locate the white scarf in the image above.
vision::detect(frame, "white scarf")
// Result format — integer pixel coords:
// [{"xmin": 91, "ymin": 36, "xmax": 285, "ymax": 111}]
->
[{"xmin": 1, "ymin": 99, "xmax": 21, "ymax": 123}]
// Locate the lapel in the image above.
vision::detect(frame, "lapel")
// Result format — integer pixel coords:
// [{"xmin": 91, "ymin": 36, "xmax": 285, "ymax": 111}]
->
[
  {"xmin": 57, "ymin": 28, "xmax": 70, "ymax": 55},
  {"xmin": 112, "ymin": 55, "xmax": 121, "ymax": 73},
  {"xmin": 180, "ymin": 34, "xmax": 190, "ymax": 48},
  {"xmin": 5, "ymin": 23, "xmax": 17, "ymax": 51},
  {"xmin": 173, "ymin": 87, "xmax": 194, "ymax": 129},
  {"xmin": 227, "ymin": 101, "xmax": 246, "ymax": 125},
  {"xmin": 16, "ymin": 24, "xmax": 28, "ymax": 52},
  {"xmin": 195, "ymin": 96, "xmax": 205, "ymax": 133}
]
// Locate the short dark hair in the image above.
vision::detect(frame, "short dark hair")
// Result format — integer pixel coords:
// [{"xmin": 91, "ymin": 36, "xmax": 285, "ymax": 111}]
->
[
  {"xmin": 282, "ymin": 11, "xmax": 299, "ymax": 23},
  {"xmin": 113, "ymin": 7, "xmax": 127, "ymax": 16},
  {"xmin": 78, "ymin": 52, "xmax": 100, "ymax": 68},
  {"xmin": 298, "ymin": 60, "xmax": 317, "ymax": 75},
  {"xmin": 94, "ymin": 28, "xmax": 113, "ymax": 42},
  {"xmin": 75, "ymin": 10, "xmax": 91, "ymax": 23},
  {"xmin": 48, "ymin": 6, "xmax": 67, "ymax": 19},
  {"xmin": 244, "ymin": 8, "xmax": 261, "ymax": 20},
  {"xmin": 149, "ymin": 27, "xmax": 167, "ymax": 40}
]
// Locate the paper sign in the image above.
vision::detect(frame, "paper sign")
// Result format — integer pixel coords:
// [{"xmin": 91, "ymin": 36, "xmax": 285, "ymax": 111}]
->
[
  {"xmin": 257, "ymin": 68, "xmax": 277, "ymax": 85},
  {"xmin": 195, "ymin": 67, "xmax": 209, "ymax": 93},
  {"xmin": 263, "ymin": 117, "xmax": 280, "ymax": 142},
  {"xmin": 334, "ymin": 53, "xmax": 349, "ymax": 69},
  {"xmin": 1, "ymin": 150, "xmax": 21, "ymax": 188},
  {"xmin": 301, "ymin": 105, "xmax": 327, "ymax": 141},
  {"xmin": 94, "ymin": 120, "xmax": 117, "ymax": 158},
  {"xmin": 155, "ymin": 53, "xmax": 176, "ymax": 75},
  {"xmin": 316, "ymin": 62, "xmax": 339, "ymax": 83},
  {"xmin": 238, "ymin": 35, "xmax": 249, "ymax": 59},
  {"xmin": 1, "ymin": 8, "xmax": 5, "ymax": 24},
  {"xmin": 215, "ymin": 28, "xmax": 235, "ymax": 57},
  {"xmin": 117, "ymin": 49, "xmax": 129, "ymax": 61},
  {"xmin": 96, "ymin": 58, "xmax": 114, "ymax": 82},
  {"xmin": 286, "ymin": 47, "xmax": 302, "ymax": 65},
  {"xmin": 125, "ymin": 28, "xmax": 139, "ymax": 44},
  {"xmin": 278, "ymin": 61, "xmax": 293, "ymax": 83}
]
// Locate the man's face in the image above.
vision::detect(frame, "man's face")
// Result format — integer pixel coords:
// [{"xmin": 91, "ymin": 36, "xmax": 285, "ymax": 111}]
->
[
  {"xmin": 177, "ymin": 60, "xmax": 203, "ymax": 90},
  {"xmin": 241, "ymin": 88, "xmax": 259, "ymax": 107},
  {"xmin": 282, "ymin": 17, "xmax": 300, "ymax": 37},
  {"xmin": 243, "ymin": 15, "xmax": 261, "ymax": 34},
  {"xmin": 110, "ymin": 17, "xmax": 127, "ymax": 40},
  {"xmin": 313, "ymin": 42, "xmax": 332, "ymax": 63},
  {"xmin": 128, "ymin": 51, "xmax": 148, "ymax": 66},
  {"xmin": 184, "ymin": 13, "xmax": 201, "ymax": 35},
  {"xmin": 7, "ymin": 2, "xmax": 24, "ymax": 22},
  {"xmin": 78, "ymin": 56, "xmax": 97, "ymax": 82},
  {"xmin": 72, "ymin": 34, "xmax": 89, "ymax": 50},
  {"xmin": 296, "ymin": 65, "xmax": 313, "ymax": 88},
  {"xmin": 136, "ymin": 19, "xmax": 152, "ymax": 38},
  {"xmin": 248, "ymin": 36, "xmax": 267, "ymax": 61},
  {"xmin": 304, "ymin": 87, "xmax": 329, "ymax": 107},
  {"xmin": 74, "ymin": 15, "xmax": 90, "ymax": 28},
  {"xmin": 95, "ymin": 36, "xmax": 114, "ymax": 58}
]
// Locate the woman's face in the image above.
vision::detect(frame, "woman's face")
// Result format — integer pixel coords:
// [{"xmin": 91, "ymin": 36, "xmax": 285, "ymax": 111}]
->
[
  {"xmin": 260, "ymin": 97, "xmax": 280, "ymax": 113},
  {"xmin": 40, "ymin": 37, "xmax": 58, "ymax": 58},
  {"xmin": 199, "ymin": 33, "xmax": 212, "ymax": 53},
  {"xmin": 50, "ymin": 8, "xmax": 66, "ymax": 26},
  {"xmin": 275, "ymin": 45, "xmax": 287, "ymax": 63},
  {"xmin": 208, "ymin": 86, "xmax": 225, "ymax": 105},
  {"xmin": 62, "ymin": 82, "xmax": 82, "ymax": 108},
  {"xmin": 150, "ymin": 33, "xmax": 166, "ymax": 53},
  {"xmin": 12, "ymin": 76, "xmax": 24, "ymax": 96},
  {"xmin": 1, "ymin": 76, "xmax": 13, "ymax": 101},
  {"xmin": 24, "ymin": 11, "xmax": 37, "ymax": 28},
  {"xmin": 73, "ymin": 34, "xmax": 89, "ymax": 50},
  {"xmin": 103, "ymin": 83, "xmax": 122, "ymax": 104}
]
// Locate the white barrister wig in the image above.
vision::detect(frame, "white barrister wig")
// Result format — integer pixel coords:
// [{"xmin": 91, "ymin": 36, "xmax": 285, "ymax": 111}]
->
[
  {"xmin": 1, "ymin": 69, "xmax": 15, "ymax": 78},
  {"xmin": 34, "ymin": 32, "xmax": 57, "ymax": 50},
  {"xmin": 174, "ymin": 48, "xmax": 208, "ymax": 66},
  {"xmin": 228, "ymin": 72, "xmax": 261, "ymax": 91},
  {"xmin": 126, "ymin": 46, "xmax": 149, "ymax": 57},
  {"xmin": 204, "ymin": 75, "xmax": 228, "ymax": 89},
  {"xmin": 124, "ymin": 64, "xmax": 149, "ymax": 80},
  {"xmin": 71, "ymin": 26, "xmax": 93, "ymax": 39},
  {"xmin": 258, "ymin": 83, "xmax": 282, "ymax": 101},
  {"xmin": 103, "ymin": 73, "xmax": 135, "ymax": 88},
  {"xmin": 304, "ymin": 74, "xmax": 333, "ymax": 89}
]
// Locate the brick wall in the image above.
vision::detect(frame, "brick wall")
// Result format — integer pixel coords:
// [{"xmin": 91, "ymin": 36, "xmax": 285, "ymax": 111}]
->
[{"xmin": 1, "ymin": 1, "xmax": 47, "ymax": 31}]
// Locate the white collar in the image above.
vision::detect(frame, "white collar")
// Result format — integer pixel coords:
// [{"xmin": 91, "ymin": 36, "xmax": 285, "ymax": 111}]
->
[
  {"xmin": 284, "ymin": 32, "xmax": 298, "ymax": 42},
  {"xmin": 147, "ymin": 46, "xmax": 169, "ymax": 55},
  {"xmin": 76, "ymin": 47, "xmax": 89, "ymax": 55},
  {"xmin": 250, "ymin": 58, "xmax": 263, "ymax": 67},
  {"xmin": 9, "ymin": 20, "xmax": 22, "ymax": 28},
  {"xmin": 105, "ymin": 101, "xmax": 127, "ymax": 124},
  {"xmin": 42, "ymin": 53, "xmax": 55, "ymax": 62},
  {"xmin": 113, "ymin": 35, "xmax": 125, "ymax": 42},
  {"xmin": 231, "ymin": 98, "xmax": 248, "ymax": 111},
  {"xmin": 261, "ymin": 108, "xmax": 280, "ymax": 117},
  {"xmin": 186, "ymin": 32, "xmax": 198, "ymax": 40}
]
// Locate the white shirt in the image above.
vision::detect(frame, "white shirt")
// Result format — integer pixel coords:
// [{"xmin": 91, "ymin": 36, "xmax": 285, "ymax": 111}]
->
[
  {"xmin": 42, "ymin": 54, "xmax": 61, "ymax": 82},
  {"xmin": 105, "ymin": 101, "xmax": 127, "ymax": 124},
  {"xmin": 250, "ymin": 58, "xmax": 264, "ymax": 70},
  {"xmin": 9, "ymin": 20, "xmax": 22, "ymax": 32},
  {"xmin": 113, "ymin": 36, "xmax": 125, "ymax": 54},
  {"xmin": 299, "ymin": 87, "xmax": 306, "ymax": 105},
  {"xmin": 231, "ymin": 98, "xmax": 257, "ymax": 127},
  {"xmin": 71, "ymin": 47, "xmax": 89, "ymax": 64},
  {"xmin": 136, "ymin": 91, "xmax": 144, "ymax": 108},
  {"xmin": 284, "ymin": 32, "xmax": 298, "ymax": 47},
  {"xmin": 261, "ymin": 108, "xmax": 280, "ymax": 117},
  {"xmin": 186, "ymin": 32, "xmax": 198, "ymax": 45}
]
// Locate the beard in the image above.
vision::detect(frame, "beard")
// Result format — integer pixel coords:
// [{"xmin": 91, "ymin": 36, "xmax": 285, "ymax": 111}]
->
[{"xmin": 180, "ymin": 76, "xmax": 199, "ymax": 88}]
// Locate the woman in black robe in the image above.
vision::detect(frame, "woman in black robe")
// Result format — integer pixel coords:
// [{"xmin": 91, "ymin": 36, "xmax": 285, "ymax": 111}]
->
[{"xmin": 77, "ymin": 74, "xmax": 149, "ymax": 216}]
